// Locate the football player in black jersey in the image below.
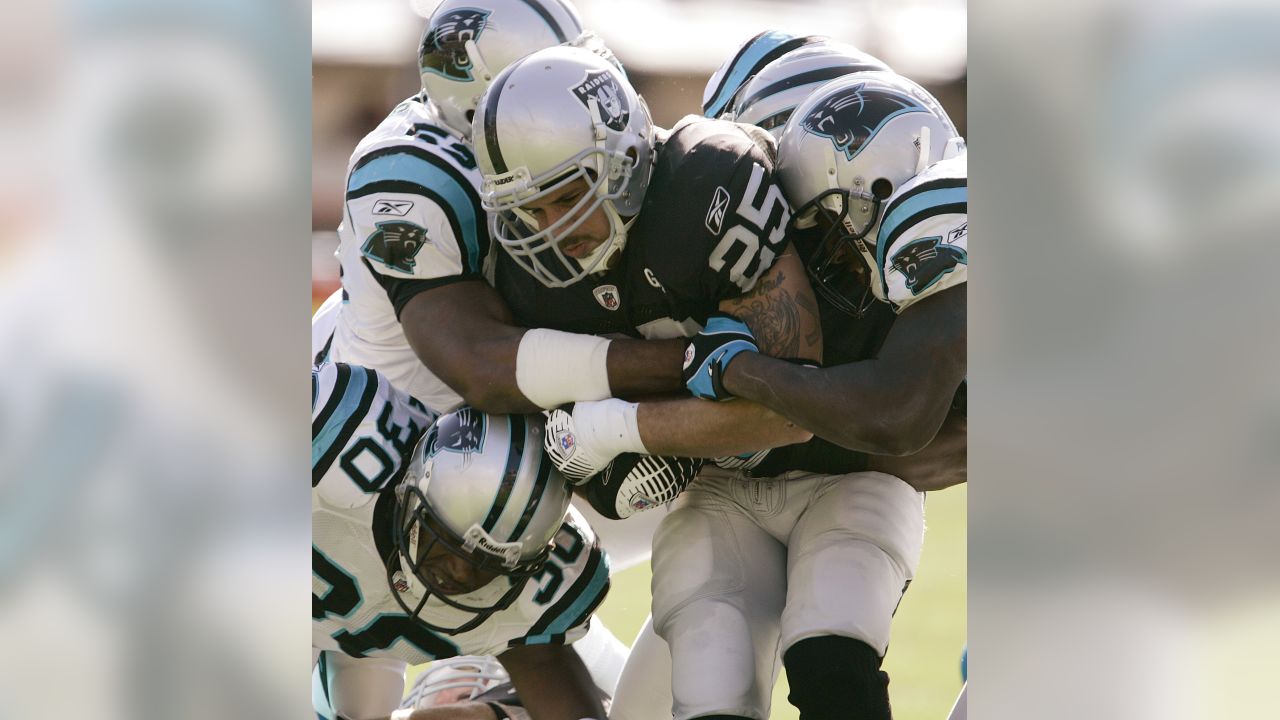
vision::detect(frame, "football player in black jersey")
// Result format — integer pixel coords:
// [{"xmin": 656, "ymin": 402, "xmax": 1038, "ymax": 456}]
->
[
  {"xmin": 680, "ymin": 70, "xmax": 969, "ymax": 720},
  {"xmin": 472, "ymin": 46, "xmax": 937, "ymax": 720}
]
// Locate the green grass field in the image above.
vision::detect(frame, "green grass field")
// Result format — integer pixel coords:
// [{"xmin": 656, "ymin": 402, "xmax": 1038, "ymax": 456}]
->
[{"xmin": 407, "ymin": 484, "xmax": 966, "ymax": 719}]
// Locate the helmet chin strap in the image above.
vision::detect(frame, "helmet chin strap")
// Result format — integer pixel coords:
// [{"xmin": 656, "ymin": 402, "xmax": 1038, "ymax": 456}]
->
[{"xmin": 575, "ymin": 203, "xmax": 632, "ymax": 276}]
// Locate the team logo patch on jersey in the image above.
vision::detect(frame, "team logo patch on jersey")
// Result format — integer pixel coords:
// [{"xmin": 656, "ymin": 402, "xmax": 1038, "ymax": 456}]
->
[
  {"xmin": 420, "ymin": 8, "xmax": 491, "ymax": 81},
  {"xmin": 800, "ymin": 82, "xmax": 929, "ymax": 161},
  {"xmin": 572, "ymin": 70, "xmax": 630, "ymax": 132},
  {"xmin": 705, "ymin": 186, "xmax": 731, "ymax": 235},
  {"xmin": 372, "ymin": 199, "xmax": 414, "ymax": 216},
  {"xmin": 593, "ymin": 284, "xmax": 621, "ymax": 311},
  {"xmin": 889, "ymin": 236, "xmax": 968, "ymax": 295},
  {"xmin": 362, "ymin": 221, "xmax": 430, "ymax": 273},
  {"xmin": 433, "ymin": 407, "xmax": 486, "ymax": 455}
]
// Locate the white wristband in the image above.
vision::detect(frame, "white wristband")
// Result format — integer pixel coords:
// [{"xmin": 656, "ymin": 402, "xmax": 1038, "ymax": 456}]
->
[
  {"xmin": 574, "ymin": 398, "xmax": 648, "ymax": 457},
  {"xmin": 516, "ymin": 329, "xmax": 613, "ymax": 410}
]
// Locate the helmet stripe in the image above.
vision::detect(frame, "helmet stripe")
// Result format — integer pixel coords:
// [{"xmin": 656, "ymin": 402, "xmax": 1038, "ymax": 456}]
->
[
  {"xmin": 704, "ymin": 33, "xmax": 825, "ymax": 118},
  {"xmin": 481, "ymin": 414, "xmax": 527, "ymax": 533},
  {"xmin": 506, "ymin": 445, "xmax": 553, "ymax": 543},
  {"xmin": 737, "ymin": 63, "xmax": 886, "ymax": 118},
  {"xmin": 483, "ymin": 63, "xmax": 513, "ymax": 175},
  {"xmin": 515, "ymin": 0, "xmax": 570, "ymax": 42}
]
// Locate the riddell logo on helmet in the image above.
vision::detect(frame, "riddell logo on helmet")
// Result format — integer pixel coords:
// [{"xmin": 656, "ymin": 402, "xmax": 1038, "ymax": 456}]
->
[{"xmin": 572, "ymin": 70, "xmax": 630, "ymax": 132}]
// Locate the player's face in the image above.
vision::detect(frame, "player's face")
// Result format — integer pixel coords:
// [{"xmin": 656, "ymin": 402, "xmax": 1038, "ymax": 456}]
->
[
  {"xmin": 415, "ymin": 521, "xmax": 501, "ymax": 595},
  {"xmin": 520, "ymin": 177, "xmax": 610, "ymax": 259}
]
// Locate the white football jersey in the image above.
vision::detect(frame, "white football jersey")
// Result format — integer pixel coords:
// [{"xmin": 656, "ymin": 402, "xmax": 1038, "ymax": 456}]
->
[
  {"xmin": 328, "ymin": 95, "xmax": 490, "ymax": 412},
  {"xmin": 312, "ymin": 362, "xmax": 610, "ymax": 663},
  {"xmin": 875, "ymin": 152, "xmax": 968, "ymax": 312}
]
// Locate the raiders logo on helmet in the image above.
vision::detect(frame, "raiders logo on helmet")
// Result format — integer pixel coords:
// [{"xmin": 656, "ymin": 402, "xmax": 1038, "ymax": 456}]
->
[
  {"xmin": 420, "ymin": 8, "xmax": 491, "ymax": 81},
  {"xmin": 889, "ymin": 235, "xmax": 968, "ymax": 295},
  {"xmin": 571, "ymin": 70, "xmax": 630, "ymax": 131},
  {"xmin": 800, "ymin": 82, "xmax": 928, "ymax": 161},
  {"xmin": 362, "ymin": 221, "xmax": 430, "ymax": 273}
]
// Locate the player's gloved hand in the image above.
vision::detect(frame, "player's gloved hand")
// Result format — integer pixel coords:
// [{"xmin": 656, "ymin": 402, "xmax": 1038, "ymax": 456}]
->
[
  {"xmin": 683, "ymin": 313, "xmax": 758, "ymax": 401},
  {"xmin": 543, "ymin": 399, "xmax": 645, "ymax": 484}
]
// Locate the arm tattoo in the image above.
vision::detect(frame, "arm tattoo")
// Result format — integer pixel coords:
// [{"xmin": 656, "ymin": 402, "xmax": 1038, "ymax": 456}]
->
[{"xmin": 735, "ymin": 269, "xmax": 802, "ymax": 358}]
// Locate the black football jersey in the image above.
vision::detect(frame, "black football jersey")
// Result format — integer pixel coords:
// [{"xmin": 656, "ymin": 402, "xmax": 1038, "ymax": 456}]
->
[{"xmin": 496, "ymin": 115, "xmax": 791, "ymax": 340}]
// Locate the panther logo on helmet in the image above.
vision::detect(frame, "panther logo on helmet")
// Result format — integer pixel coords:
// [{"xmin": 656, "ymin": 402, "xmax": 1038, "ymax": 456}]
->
[
  {"xmin": 420, "ymin": 8, "xmax": 491, "ymax": 81},
  {"xmin": 572, "ymin": 70, "xmax": 630, "ymax": 131},
  {"xmin": 434, "ymin": 407, "xmax": 487, "ymax": 454},
  {"xmin": 800, "ymin": 82, "xmax": 928, "ymax": 161},
  {"xmin": 889, "ymin": 235, "xmax": 968, "ymax": 295}
]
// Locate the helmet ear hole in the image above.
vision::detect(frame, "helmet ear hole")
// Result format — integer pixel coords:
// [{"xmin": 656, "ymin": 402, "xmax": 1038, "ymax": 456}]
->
[
  {"xmin": 871, "ymin": 178, "xmax": 893, "ymax": 200},
  {"xmin": 466, "ymin": 110, "xmax": 475, "ymax": 124}
]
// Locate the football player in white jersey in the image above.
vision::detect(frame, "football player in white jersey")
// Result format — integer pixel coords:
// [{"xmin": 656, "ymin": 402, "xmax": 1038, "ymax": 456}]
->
[
  {"xmin": 312, "ymin": 361, "xmax": 612, "ymax": 720},
  {"xmin": 316, "ymin": 0, "xmax": 685, "ymax": 418}
]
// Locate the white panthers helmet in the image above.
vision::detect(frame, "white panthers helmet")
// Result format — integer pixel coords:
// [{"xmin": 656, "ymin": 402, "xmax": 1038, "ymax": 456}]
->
[
  {"xmin": 473, "ymin": 45, "xmax": 654, "ymax": 287},
  {"xmin": 732, "ymin": 43, "xmax": 891, "ymax": 138},
  {"xmin": 418, "ymin": 0, "xmax": 584, "ymax": 139},
  {"xmin": 701, "ymin": 30, "xmax": 829, "ymax": 119},
  {"xmin": 777, "ymin": 72, "xmax": 961, "ymax": 316},
  {"xmin": 389, "ymin": 407, "xmax": 572, "ymax": 634}
]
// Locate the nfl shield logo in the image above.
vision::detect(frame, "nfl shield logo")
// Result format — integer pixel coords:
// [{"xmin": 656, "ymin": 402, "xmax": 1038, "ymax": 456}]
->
[
  {"xmin": 593, "ymin": 284, "xmax": 621, "ymax": 311},
  {"xmin": 392, "ymin": 572, "xmax": 410, "ymax": 594},
  {"xmin": 560, "ymin": 433, "xmax": 575, "ymax": 452}
]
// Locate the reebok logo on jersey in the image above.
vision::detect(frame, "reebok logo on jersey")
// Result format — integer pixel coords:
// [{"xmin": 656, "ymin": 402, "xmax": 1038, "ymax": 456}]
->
[
  {"xmin": 948, "ymin": 222, "xmax": 967, "ymax": 243},
  {"xmin": 572, "ymin": 70, "xmax": 630, "ymax": 132},
  {"xmin": 372, "ymin": 199, "xmax": 414, "ymax": 216},
  {"xmin": 889, "ymin": 235, "xmax": 968, "ymax": 295},
  {"xmin": 593, "ymin": 284, "xmax": 621, "ymax": 311},
  {"xmin": 705, "ymin": 186, "xmax": 731, "ymax": 235}
]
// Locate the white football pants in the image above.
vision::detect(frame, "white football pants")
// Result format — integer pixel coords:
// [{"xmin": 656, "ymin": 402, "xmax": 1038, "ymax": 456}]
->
[{"xmin": 651, "ymin": 469, "xmax": 925, "ymax": 720}]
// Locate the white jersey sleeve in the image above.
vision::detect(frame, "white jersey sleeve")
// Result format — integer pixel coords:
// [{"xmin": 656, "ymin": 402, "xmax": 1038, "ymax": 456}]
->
[
  {"xmin": 875, "ymin": 153, "xmax": 968, "ymax": 312},
  {"xmin": 312, "ymin": 361, "xmax": 435, "ymax": 505},
  {"xmin": 341, "ymin": 95, "xmax": 489, "ymax": 293}
]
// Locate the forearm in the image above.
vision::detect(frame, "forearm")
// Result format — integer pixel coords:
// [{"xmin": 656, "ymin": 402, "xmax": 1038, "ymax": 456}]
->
[
  {"xmin": 606, "ymin": 338, "xmax": 686, "ymax": 399},
  {"xmin": 723, "ymin": 353, "xmax": 949, "ymax": 455},
  {"xmin": 866, "ymin": 408, "xmax": 967, "ymax": 491},
  {"xmin": 401, "ymin": 284, "xmax": 683, "ymax": 413},
  {"xmin": 637, "ymin": 396, "xmax": 811, "ymax": 457}
]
